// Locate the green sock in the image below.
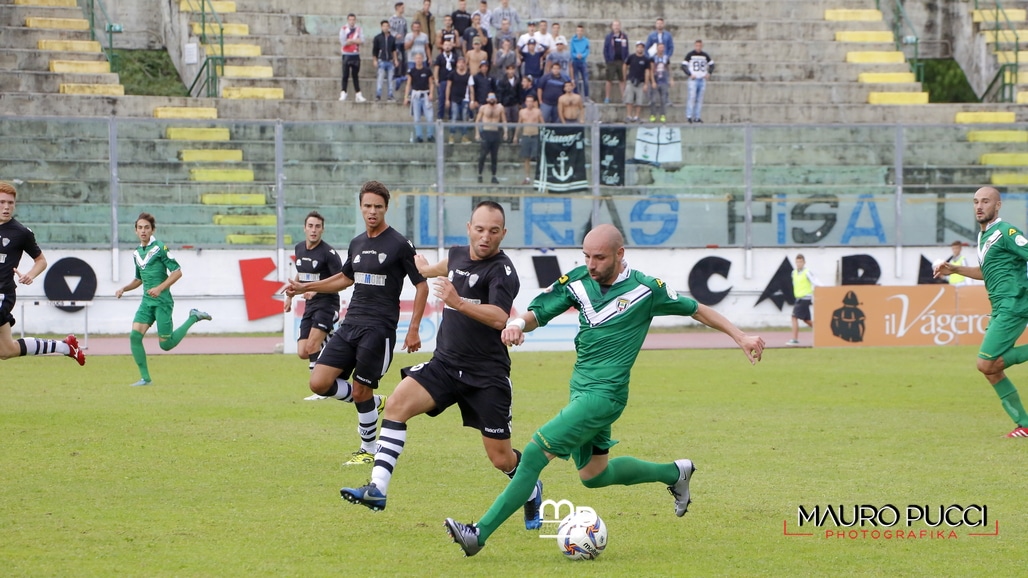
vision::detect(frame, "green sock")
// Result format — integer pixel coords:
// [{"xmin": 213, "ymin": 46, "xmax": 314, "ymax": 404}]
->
[
  {"xmin": 581, "ymin": 456, "xmax": 680, "ymax": 488},
  {"xmin": 159, "ymin": 315, "xmax": 197, "ymax": 351},
  {"xmin": 130, "ymin": 330, "xmax": 150, "ymax": 382},
  {"xmin": 992, "ymin": 377, "xmax": 1028, "ymax": 427},
  {"xmin": 1002, "ymin": 344, "xmax": 1028, "ymax": 367},
  {"xmin": 477, "ymin": 442, "xmax": 549, "ymax": 544}
]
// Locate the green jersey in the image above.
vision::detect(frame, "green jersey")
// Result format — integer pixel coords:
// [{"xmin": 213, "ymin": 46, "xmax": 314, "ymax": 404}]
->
[
  {"xmin": 979, "ymin": 219, "xmax": 1028, "ymax": 317},
  {"xmin": 529, "ymin": 263, "xmax": 698, "ymax": 404},
  {"xmin": 134, "ymin": 237, "xmax": 180, "ymax": 305}
]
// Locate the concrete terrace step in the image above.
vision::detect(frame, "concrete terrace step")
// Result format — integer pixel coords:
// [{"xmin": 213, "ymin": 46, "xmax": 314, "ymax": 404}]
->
[
  {"xmin": 4, "ymin": 92, "xmax": 1024, "ymax": 125},
  {"xmin": 0, "ymin": 69, "xmax": 118, "ymax": 92},
  {"xmin": 0, "ymin": 25, "xmax": 90, "ymax": 47},
  {"xmin": 0, "ymin": 4, "xmax": 82, "ymax": 26},
  {"xmin": 0, "ymin": 47, "xmax": 105, "ymax": 70}
]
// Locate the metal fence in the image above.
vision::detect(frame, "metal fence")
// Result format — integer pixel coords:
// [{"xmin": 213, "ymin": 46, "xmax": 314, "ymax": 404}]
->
[{"xmin": 2, "ymin": 115, "xmax": 1020, "ymax": 250}]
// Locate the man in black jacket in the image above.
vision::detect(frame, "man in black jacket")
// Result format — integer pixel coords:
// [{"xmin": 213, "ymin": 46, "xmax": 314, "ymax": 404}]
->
[
  {"xmin": 494, "ymin": 63, "xmax": 521, "ymax": 142},
  {"xmin": 373, "ymin": 20, "xmax": 400, "ymax": 101}
]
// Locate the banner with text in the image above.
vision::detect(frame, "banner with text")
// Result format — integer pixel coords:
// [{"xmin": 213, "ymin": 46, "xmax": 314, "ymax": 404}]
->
[
  {"xmin": 536, "ymin": 126, "xmax": 588, "ymax": 193},
  {"xmin": 813, "ymin": 285, "xmax": 1027, "ymax": 348}
]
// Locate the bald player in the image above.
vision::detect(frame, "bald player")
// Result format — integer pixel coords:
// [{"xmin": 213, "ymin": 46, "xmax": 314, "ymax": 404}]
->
[
  {"xmin": 445, "ymin": 223, "xmax": 766, "ymax": 557},
  {"xmin": 935, "ymin": 186, "xmax": 1028, "ymax": 438}
]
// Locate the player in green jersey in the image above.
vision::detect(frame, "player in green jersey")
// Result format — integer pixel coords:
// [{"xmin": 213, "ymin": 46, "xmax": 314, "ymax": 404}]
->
[
  {"xmin": 445, "ymin": 224, "xmax": 765, "ymax": 556},
  {"xmin": 115, "ymin": 213, "xmax": 212, "ymax": 386},
  {"xmin": 935, "ymin": 186, "xmax": 1028, "ymax": 438}
]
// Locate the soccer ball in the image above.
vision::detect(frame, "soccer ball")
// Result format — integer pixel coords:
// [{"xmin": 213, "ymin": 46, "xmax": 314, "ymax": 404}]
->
[{"xmin": 556, "ymin": 508, "xmax": 608, "ymax": 560}]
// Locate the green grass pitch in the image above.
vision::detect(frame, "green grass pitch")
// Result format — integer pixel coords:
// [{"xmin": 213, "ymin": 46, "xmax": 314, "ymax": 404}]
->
[{"xmin": 1, "ymin": 345, "xmax": 1023, "ymax": 576}]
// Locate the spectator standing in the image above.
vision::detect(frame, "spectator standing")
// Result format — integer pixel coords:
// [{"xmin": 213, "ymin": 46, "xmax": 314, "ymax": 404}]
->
[
  {"xmin": 447, "ymin": 57, "xmax": 474, "ymax": 143},
  {"xmin": 570, "ymin": 25, "xmax": 590, "ymax": 100},
  {"xmin": 475, "ymin": 92, "xmax": 507, "ymax": 183},
  {"xmin": 623, "ymin": 40, "xmax": 651, "ymax": 122},
  {"xmin": 537, "ymin": 62, "xmax": 571, "ymax": 124},
  {"xmin": 492, "ymin": 0, "xmax": 521, "ymax": 36},
  {"xmin": 946, "ymin": 241, "xmax": 969, "ymax": 286},
  {"xmin": 534, "ymin": 20, "xmax": 554, "ymax": 57},
  {"xmin": 645, "ymin": 17, "xmax": 674, "ymax": 58},
  {"xmin": 517, "ymin": 20, "xmax": 538, "ymax": 52},
  {"xmin": 390, "ymin": 2, "xmax": 409, "ymax": 94},
  {"xmin": 493, "ymin": 18, "xmax": 517, "ymax": 55},
  {"xmin": 520, "ymin": 38, "xmax": 543, "ymax": 80},
  {"xmin": 452, "ymin": 0, "xmax": 472, "ymax": 37},
  {"xmin": 648, "ymin": 42, "xmax": 671, "ymax": 122},
  {"xmin": 546, "ymin": 36, "xmax": 571, "ymax": 78},
  {"xmin": 373, "ymin": 20, "xmax": 400, "ymax": 102},
  {"xmin": 471, "ymin": 61, "xmax": 495, "ymax": 112},
  {"xmin": 434, "ymin": 39, "xmax": 458, "ymax": 120},
  {"xmin": 473, "ymin": 0, "xmax": 493, "ymax": 33},
  {"xmin": 404, "ymin": 52, "xmax": 437, "ymax": 142},
  {"xmin": 463, "ymin": 13, "xmax": 492, "ymax": 62},
  {"xmin": 682, "ymin": 39, "xmax": 713, "ymax": 124},
  {"xmin": 515, "ymin": 94, "xmax": 543, "ymax": 184},
  {"xmin": 558, "ymin": 80, "xmax": 583, "ymax": 123},
  {"xmin": 492, "ymin": 38, "xmax": 518, "ymax": 81},
  {"xmin": 518, "ymin": 73, "xmax": 535, "ymax": 106},
  {"xmin": 603, "ymin": 20, "xmax": 629, "ymax": 104},
  {"xmin": 405, "ymin": 20, "xmax": 431, "ymax": 74},
  {"xmin": 415, "ymin": 0, "xmax": 436, "ymax": 53},
  {"xmin": 465, "ymin": 36, "xmax": 490, "ymax": 73},
  {"xmin": 495, "ymin": 63, "xmax": 522, "ymax": 140},
  {"xmin": 786, "ymin": 254, "xmax": 819, "ymax": 346},
  {"xmin": 438, "ymin": 15, "xmax": 460, "ymax": 55},
  {"xmin": 339, "ymin": 13, "xmax": 366, "ymax": 102}
]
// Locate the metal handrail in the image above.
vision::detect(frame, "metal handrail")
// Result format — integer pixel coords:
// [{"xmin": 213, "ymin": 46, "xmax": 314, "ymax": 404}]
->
[
  {"xmin": 79, "ymin": 0, "xmax": 121, "ymax": 72},
  {"xmin": 877, "ymin": 0, "xmax": 923, "ymax": 82},
  {"xmin": 187, "ymin": 53, "xmax": 225, "ymax": 98},
  {"xmin": 975, "ymin": 0, "xmax": 1019, "ymax": 102},
  {"xmin": 183, "ymin": 0, "xmax": 226, "ymax": 98}
]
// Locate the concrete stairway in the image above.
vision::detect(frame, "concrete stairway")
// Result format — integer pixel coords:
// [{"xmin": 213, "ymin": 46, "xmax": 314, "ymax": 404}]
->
[
  {"xmin": 971, "ymin": 3, "xmax": 1028, "ymax": 103},
  {"xmin": 0, "ymin": 0, "xmax": 124, "ymax": 95}
]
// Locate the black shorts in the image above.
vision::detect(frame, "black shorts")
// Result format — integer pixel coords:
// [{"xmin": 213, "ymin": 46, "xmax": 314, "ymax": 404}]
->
[
  {"xmin": 402, "ymin": 358, "xmax": 513, "ymax": 439},
  {"xmin": 316, "ymin": 324, "xmax": 396, "ymax": 389},
  {"xmin": 792, "ymin": 297, "xmax": 812, "ymax": 322},
  {"xmin": 0, "ymin": 292, "xmax": 15, "ymax": 328},
  {"xmin": 298, "ymin": 304, "xmax": 338, "ymax": 341}
]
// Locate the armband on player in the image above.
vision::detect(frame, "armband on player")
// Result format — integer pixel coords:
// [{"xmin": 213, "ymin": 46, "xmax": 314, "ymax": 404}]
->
[{"xmin": 506, "ymin": 317, "xmax": 526, "ymax": 330}]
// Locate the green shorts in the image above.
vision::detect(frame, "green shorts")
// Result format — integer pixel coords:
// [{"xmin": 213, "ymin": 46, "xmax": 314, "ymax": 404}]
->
[
  {"xmin": 532, "ymin": 391, "xmax": 625, "ymax": 470},
  {"xmin": 133, "ymin": 298, "xmax": 175, "ymax": 338},
  {"xmin": 979, "ymin": 310, "xmax": 1028, "ymax": 361}
]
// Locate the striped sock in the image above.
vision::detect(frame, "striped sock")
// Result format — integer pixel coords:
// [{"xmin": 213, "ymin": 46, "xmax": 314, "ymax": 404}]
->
[
  {"xmin": 355, "ymin": 398, "xmax": 380, "ymax": 453},
  {"xmin": 371, "ymin": 419, "xmax": 407, "ymax": 495},
  {"xmin": 17, "ymin": 338, "xmax": 71, "ymax": 356}
]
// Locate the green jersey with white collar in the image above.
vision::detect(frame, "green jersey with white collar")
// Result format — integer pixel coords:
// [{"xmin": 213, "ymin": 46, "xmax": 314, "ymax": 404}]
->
[
  {"xmin": 528, "ymin": 263, "xmax": 698, "ymax": 404},
  {"xmin": 134, "ymin": 237, "xmax": 180, "ymax": 305}
]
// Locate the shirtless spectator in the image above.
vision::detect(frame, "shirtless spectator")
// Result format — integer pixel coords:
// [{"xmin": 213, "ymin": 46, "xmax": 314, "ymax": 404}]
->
[
  {"xmin": 558, "ymin": 80, "xmax": 583, "ymax": 123},
  {"xmin": 515, "ymin": 94, "xmax": 543, "ymax": 184},
  {"xmin": 465, "ymin": 36, "xmax": 490, "ymax": 74},
  {"xmin": 475, "ymin": 92, "xmax": 507, "ymax": 184}
]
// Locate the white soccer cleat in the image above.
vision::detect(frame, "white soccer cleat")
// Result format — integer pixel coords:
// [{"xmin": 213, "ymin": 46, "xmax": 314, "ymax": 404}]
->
[{"xmin": 668, "ymin": 458, "xmax": 695, "ymax": 517}]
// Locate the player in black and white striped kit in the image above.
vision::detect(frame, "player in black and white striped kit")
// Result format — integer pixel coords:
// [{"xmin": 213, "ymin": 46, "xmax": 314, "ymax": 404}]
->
[
  {"xmin": 0, "ymin": 181, "xmax": 85, "ymax": 366},
  {"xmin": 287, "ymin": 181, "xmax": 429, "ymax": 467},
  {"xmin": 285, "ymin": 211, "xmax": 342, "ymax": 395}
]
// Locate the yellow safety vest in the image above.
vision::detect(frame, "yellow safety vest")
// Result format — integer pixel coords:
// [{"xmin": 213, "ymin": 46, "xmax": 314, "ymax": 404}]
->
[
  {"xmin": 792, "ymin": 268, "xmax": 813, "ymax": 299},
  {"xmin": 948, "ymin": 255, "xmax": 966, "ymax": 285}
]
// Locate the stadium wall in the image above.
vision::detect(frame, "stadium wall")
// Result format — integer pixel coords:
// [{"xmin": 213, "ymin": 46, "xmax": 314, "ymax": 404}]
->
[{"xmin": 12, "ymin": 246, "xmax": 970, "ymax": 349}]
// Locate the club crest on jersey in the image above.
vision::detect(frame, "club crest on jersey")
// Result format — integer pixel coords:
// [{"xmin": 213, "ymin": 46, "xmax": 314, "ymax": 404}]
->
[
  {"xmin": 378, "ymin": 253, "xmax": 387, "ymax": 264},
  {"xmin": 312, "ymin": 260, "xmax": 319, "ymax": 269},
  {"xmin": 469, "ymin": 273, "xmax": 480, "ymax": 287},
  {"xmin": 616, "ymin": 297, "xmax": 629, "ymax": 312},
  {"xmin": 1, "ymin": 237, "xmax": 8, "ymax": 247}
]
